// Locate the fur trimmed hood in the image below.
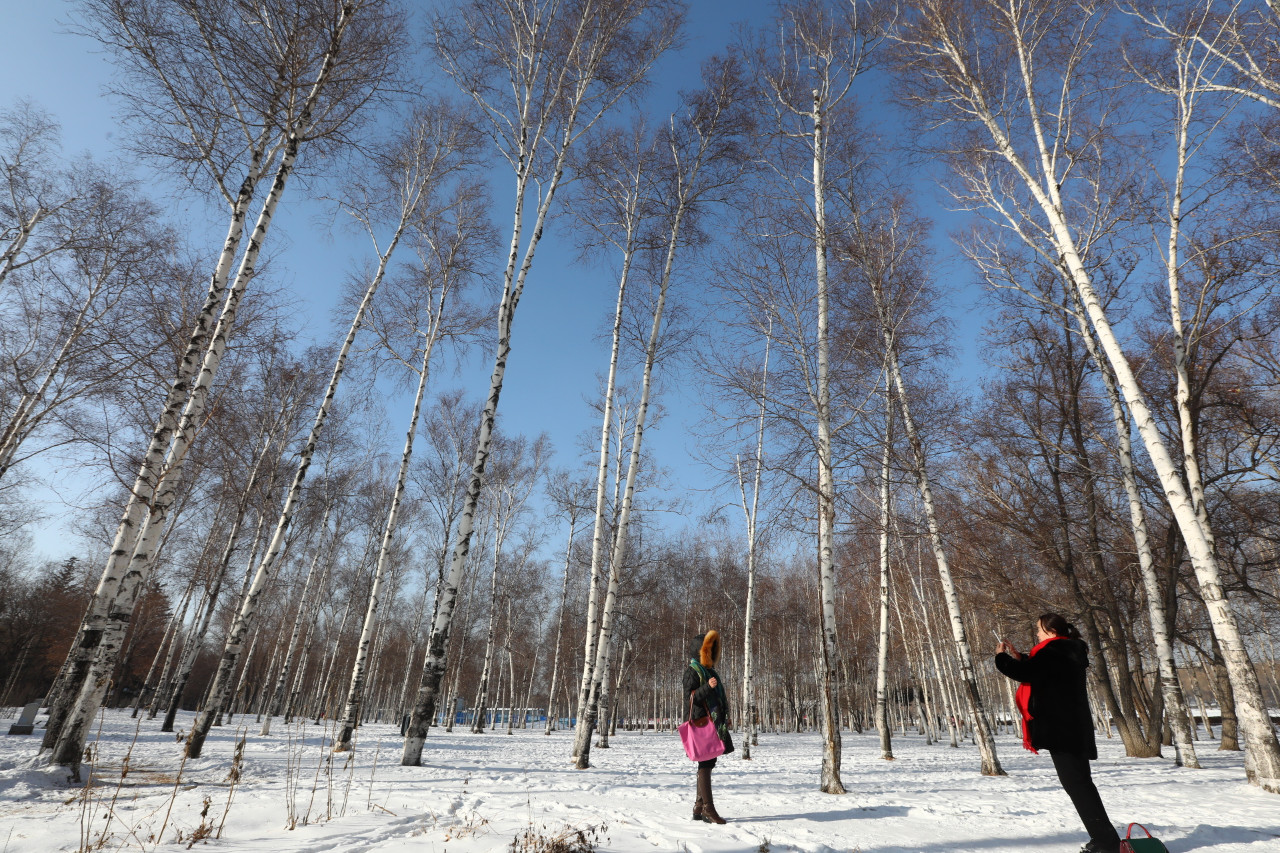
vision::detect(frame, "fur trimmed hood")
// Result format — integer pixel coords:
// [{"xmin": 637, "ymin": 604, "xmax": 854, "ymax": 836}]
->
[{"xmin": 694, "ymin": 630, "xmax": 720, "ymax": 668}]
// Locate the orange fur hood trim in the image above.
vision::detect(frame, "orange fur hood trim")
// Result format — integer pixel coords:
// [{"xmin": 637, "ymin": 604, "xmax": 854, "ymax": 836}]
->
[{"xmin": 699, "ymin": 630, "xmax": 720, "ymax": 668}]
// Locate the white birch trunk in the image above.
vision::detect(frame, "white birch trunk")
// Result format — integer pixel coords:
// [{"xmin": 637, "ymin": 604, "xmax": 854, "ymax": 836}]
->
[
  {"xmin": 811, "ymin": 90, "xmax": 845, "ymax": 795},
  {"xmin": 926, "ymin": 619, "xmax": 960, "ymax": 750},
  {"xmin": 736, "ymin": 326, "xmax": 770, "ymax": 760},
  {"xmin": 0, "ymin": 210, "xmax": 36, "ymax": 286},
  {"xmin": 261, "ymin": 503, "xmax": 334, "ymax": 735},
  {"xmin": 574, "ymin": 162, "xmax": 691, "ymax": 768},
  {"xmin": 892, "ymin": 580, "xmax": 936, "ymax": 744},
  {"xmin": 545, "ymin": 513, "xmax": 578, "ymax": 735},
  {"xmin": 737, "ymin": 361, "xmax": 762, "ymax": 753},
  {"xmin": 325, "ymin": 115, "xmax": 480, "ymax": 742},
  {"xmin": 285, "ymin": 562, "xmax": 334, "ymax": 724},
  {"xmin": 162, "ymin": 421, "xmax": 280, "ymax": 732},
  {"xmin": 874, "ymin": 285, "xmax": 1003, "ymax": 775},
  {"xmin": 186, "ymin": 194, "xmax": 406, "ymax": 759},
  {"xmin": 39, "ymin": 148, "xmax": 262, "ymax": 755},
  {"xmin": 875, "ymin": 375, "xmax": 894, "ymax": 761},
  {"xmin": 595, "ymin": 641, "xmax": 616, "ymax": 747},
  {"xmin": 891, "ymin": 355, "xmax": 1003, "ymax": 774},
  {"xmin": 1066, "ymin": 287, "xmax": 1200, "ymax": 767},
  {"xmin": 0, "ymin": 206, "xmax": 53, "ymax": 288},
  {"xmin": 442, "ymin": 562, "xmax": 483, "ymax": 733},
  {"xmin": 1153, "ymin": 54, "xmax": 1209, "ymax": 766},
  {"xmin": 311, "ymin": 594, "xmax": 355, "ymax": 723},
  {"xmin": 400, "ymin": 0, "xmax": 674, "ymax": 765},
  {"xmin": 1156, "ymin": 11, "xmax": 1217, "ymax": 559},
  {"xmin": 583, "ymin": 60, "xmax": 743, "ymax": 767},
  {"xmin": 55, "ymin": 127, "xmax": 301, "ymax": 771},
  {"xmin": 507, "ymin": 645, "xmax": 519, "ymax": 735},
  {"xmin": 221, "ymin": 626, "xmax": 260, "ymax": 725},
  {"xmin": 518, "ymin": 639, "xmax": 538, "ymax": 732},
  {"xmin": 401, "ymin": 113, "xmax": 572, "ymax": 767},
  {"xmin": 148, "ymin": 568, "xmax": 210, "ymax": 717},
  {"xmin": 573, "ymin": 219, "xmax": 638, "ymax": 750},
  {"xmin": 394, "ymin": 580, "xmax": 434, "ymax": 721},
  {"xmin": 48, "ymin": 2, "xmax": 361, "ymax": 770},
  {"xmin": 471, "ymin": 527, "xmax": 508, "ymax": 735},
  {"xmin": 134, "ymin": 582, "xmax": 194, "ymax": 719}
]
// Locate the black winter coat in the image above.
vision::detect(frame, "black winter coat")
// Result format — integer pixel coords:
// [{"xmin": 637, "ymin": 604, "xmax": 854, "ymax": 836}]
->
[
  {"xmin": 995, "ymin": 637, "xmax": 1097, "ymax": 759},
  {"xmin": 682, "ymin": 630, "xmax": 728, "ymax": 726},
  {"xmin": 682, "ymin": 664, "xmax": 727, "ymax": 724}
]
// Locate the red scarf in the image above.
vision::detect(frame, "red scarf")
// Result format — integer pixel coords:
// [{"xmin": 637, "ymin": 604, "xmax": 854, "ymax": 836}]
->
[{"xmin": 1014, "ymin": 636, "xmax": 1062, "ymax": 754}]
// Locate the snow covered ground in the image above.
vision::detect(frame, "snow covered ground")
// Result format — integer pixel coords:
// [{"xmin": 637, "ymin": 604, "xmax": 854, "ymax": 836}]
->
[{"xmin": 1, "ymin": 709, "xmax": 1278, "ymax": 853}]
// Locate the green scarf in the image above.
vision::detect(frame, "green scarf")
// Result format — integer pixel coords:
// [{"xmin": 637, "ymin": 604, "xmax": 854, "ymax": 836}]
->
[{"xmin": 689, "ymin": 659, "xmax": 726, "ymax": 721}]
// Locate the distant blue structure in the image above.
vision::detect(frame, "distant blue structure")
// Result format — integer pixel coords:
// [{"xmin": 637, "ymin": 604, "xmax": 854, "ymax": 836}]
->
[{"xmin": 438, "ymin": 705, "xmax": 549, "ymax": 727}]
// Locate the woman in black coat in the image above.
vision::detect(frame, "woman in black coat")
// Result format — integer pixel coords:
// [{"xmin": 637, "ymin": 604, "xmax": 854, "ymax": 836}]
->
[
  {"xmin": 996, "ymin": 613, "xmax": 1121, "ymax": 853},
  {"xmin": 683, "ymin": 629, "xmax": 730, "ymax": 824}
]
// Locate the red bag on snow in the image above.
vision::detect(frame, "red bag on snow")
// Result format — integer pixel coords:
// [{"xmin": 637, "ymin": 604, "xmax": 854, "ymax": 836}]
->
[{"xmin": 1120, "ymin": 823, "xmax": 1170, "ymax": 853}]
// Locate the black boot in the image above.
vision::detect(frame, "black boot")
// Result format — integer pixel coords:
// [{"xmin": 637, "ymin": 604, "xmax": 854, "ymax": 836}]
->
[
  {"xmin": 1051, "ymin": 753, "xmax": 1120, "ymax": 853},
  {"xmin": 692, "ymin": 791, "xmax": 704, "ymax": 822},
  {"xmin": 1079, "ymin": 841, "xmax": 1120, "ymax": 853},
  {"xmin": 698, "ymin": 765, "xmax": 726, "ymax": 824}
]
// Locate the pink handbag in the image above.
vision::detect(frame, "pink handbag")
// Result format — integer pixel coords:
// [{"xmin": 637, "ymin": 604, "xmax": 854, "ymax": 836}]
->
[{"xmin": 678, "ymin": 697, "xmax": 725, "ymax": 762}]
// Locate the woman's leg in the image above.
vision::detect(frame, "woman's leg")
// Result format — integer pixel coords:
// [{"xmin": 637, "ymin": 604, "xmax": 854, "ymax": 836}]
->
[
  {"xmin": 698, "ymin": 758, "xmax": 725, "ymax": 824},
  {"xmin": 1050, "ymin": 751, "xmax": 1120, "ymax": 850},
  {"xmin": 692, "ymin": 761, "xmax": 705, "ymax": 820}
]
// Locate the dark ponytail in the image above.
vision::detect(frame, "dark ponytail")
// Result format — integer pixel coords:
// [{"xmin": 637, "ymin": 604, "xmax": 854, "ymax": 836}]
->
[{"xmin": 1038, "ymin": 612, "xmax": 1081, "ymax": 641}]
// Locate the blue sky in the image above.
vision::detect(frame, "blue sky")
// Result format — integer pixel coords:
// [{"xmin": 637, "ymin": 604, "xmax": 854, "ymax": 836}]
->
[{"xmin": 1, "ymin": 0, "xmax": 989, "ymax": 565}]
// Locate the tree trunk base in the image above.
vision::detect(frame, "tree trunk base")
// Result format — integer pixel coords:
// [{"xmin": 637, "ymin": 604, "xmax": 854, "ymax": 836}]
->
[{"xmin": 1126, "ymin": 742, "xmax": 1162, "ymax": 759}]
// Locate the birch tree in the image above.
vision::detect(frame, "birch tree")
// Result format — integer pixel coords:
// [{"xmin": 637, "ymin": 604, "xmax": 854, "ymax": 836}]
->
[
  {"xmin": 185, "ymin": 98, "xmax": 450, "ymax": 760},
  {"xmin": 568, "ymin": 122, "xmax": 662, "ymax": 752},
  {"xmin": 401, "ymin": 0, "xmax": 682, "ymax": 767},
  {"xmin": 971, "ymin": 245, "xmax": 1180, "ymax": 747},
  {"xmin": 332, "ymin": 129, "xmax": 490, "ymax": 752},
  {"xmin": 851, "ymin": 200, "xmax": 1005, "ymax": 776},
  {"xmin": 734, "ymin": 324, "xmax": 770, "ymax": 760},
  {"xmin": 38, "ymin": 7, "xmax": 298, "ymax": 743},
  {"xmin": 1122, "ymin": 2, "xmax": 1280, "ymax": 765},
  {"xmin": 749, "ymin": 0, "xmax": 893, "ymax": 793},
  {"xmin": 412, "ymin": 390, "xmax": 485, "ymax": 617},
  {"xmin": 874, "ymin": 370, "xmax": 894, "ymax": 762},
  {"xmin": 896, "ymin": 0, "xmax": 1280, "ymax": 790},
  {"xmin": 573, "ymin": 56, "xmax": 752, "ymax": 769},
  {"xmin": 1070, "ymin": 285, "xmax": 1200, "ymax": 766},
  {"xmin": 469, "ymin": 434, "xmax": 549, "ymax": 736},
  {"xmin": 46, "ymin": 0, "xmax": 402, "ymax": 771},
  {"xmin": 259, "ymin": 499, "xmax": 337, "ymax": 735},
  {"xmin": 543, "ymin": 472, "xmax": 590, "ymax": 734},
  {"xmin": 158, "ymin": 378, "xmax": 303, "ymax": 732},
  {"xmin": 1126, "ymin": 8, "xmax": 1227, "ymax": 559}
]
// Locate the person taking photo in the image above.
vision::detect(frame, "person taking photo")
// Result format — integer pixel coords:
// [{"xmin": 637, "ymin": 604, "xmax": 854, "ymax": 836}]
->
[{"xmin": 996, "ymin": 612, "xmax": 1122, "ymax": 853}]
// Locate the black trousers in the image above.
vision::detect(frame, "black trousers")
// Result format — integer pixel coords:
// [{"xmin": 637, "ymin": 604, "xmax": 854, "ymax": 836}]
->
[{"xmin": 1051, "ymin": 751, "xmax": 1120, "ymax": 847}]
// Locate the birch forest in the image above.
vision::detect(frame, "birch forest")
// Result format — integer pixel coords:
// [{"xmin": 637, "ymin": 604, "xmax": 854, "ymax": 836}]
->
[{"xmin": 5, "ymin": 0, "xmax": 1280, "ymax": 805}]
